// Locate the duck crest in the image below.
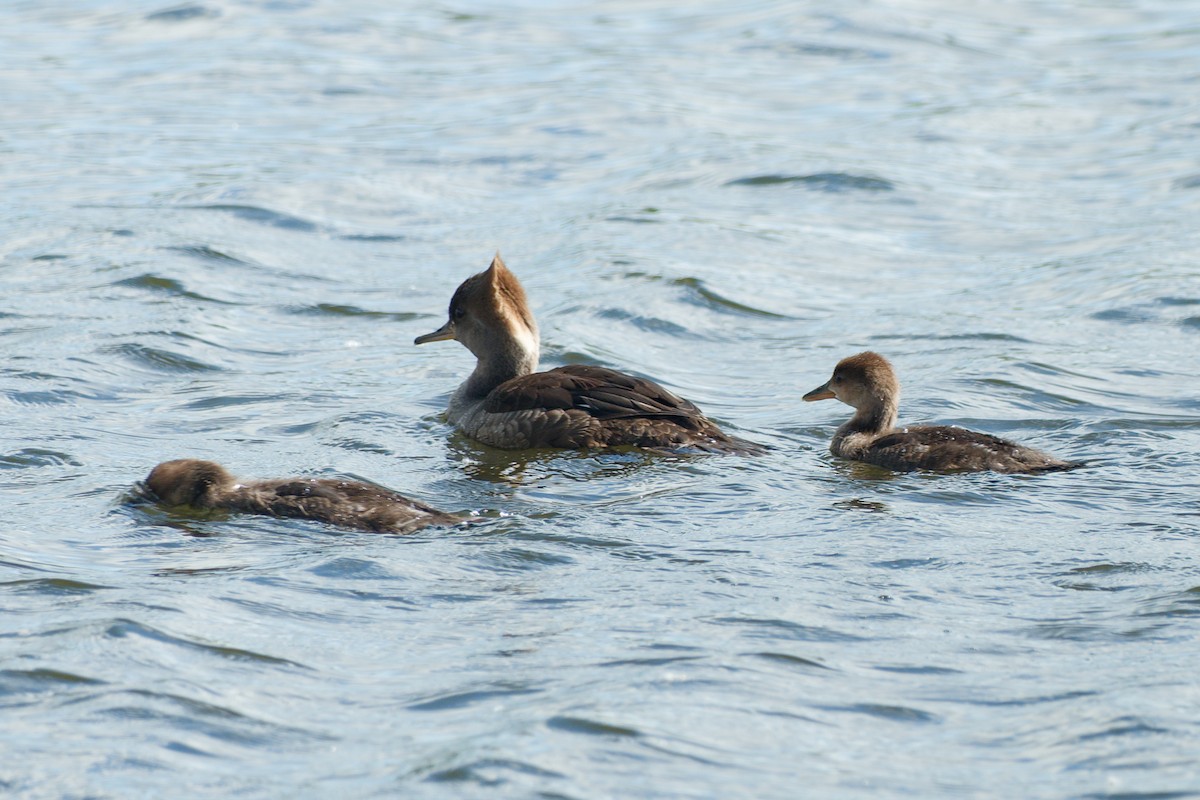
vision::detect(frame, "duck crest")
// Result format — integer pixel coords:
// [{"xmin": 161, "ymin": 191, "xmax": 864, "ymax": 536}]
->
[{"xmin": 486, "ymin": 253, "xmax": 537, "ymax": 338}]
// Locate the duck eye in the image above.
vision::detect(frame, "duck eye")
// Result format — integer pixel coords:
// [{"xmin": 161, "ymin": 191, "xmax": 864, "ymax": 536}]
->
[
  {"xmin": 832, "ymin": 374, "xmax": 842, "ymax": 383},
  {"xmin": 452, "ymin": 305, "xmax": 466, "ymax": 320}
]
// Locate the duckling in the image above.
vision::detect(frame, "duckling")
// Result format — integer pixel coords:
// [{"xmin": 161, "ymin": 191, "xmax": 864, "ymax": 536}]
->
[
  {"xmin": 415, "ymin": 253, "xmax": 764, "ymax": 454},
  {"xmin": 803, "ymin": 352, "xmax": 1079, "ymax": 473},
  {"xmin": 145, "ymin": 459, "xmax": 463, "ymax": 533}
]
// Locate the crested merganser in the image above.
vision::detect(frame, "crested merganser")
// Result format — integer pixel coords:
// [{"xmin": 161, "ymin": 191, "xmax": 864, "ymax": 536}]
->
[
  {"xmin": 803, "ymin": 351, "xmax": 1079, "ymax": 473},
  {"xmin": 145, "ymin": 459, "xmax": 462, "ymax": 533},
  {"xmin": 415, "ymin": 254, "xmax": 764, "ymax": 454}
]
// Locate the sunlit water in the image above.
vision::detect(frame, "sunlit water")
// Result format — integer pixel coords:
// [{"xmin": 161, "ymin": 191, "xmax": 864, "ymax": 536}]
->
[{"xmin": 3, "ymin": 1, "xmax": 1199, "ymax": 797}]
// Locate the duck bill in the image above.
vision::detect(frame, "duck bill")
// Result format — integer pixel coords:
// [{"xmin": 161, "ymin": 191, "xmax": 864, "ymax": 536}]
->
[
  {"xmin": 414, "ymin": 320, "xmax": 456, "ymax": 345},
  {"xmin": 803, "ymin": 382, "xmax": 835, "ymax": 402}
]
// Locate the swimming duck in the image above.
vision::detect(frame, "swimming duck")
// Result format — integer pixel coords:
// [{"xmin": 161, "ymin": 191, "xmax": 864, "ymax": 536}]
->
[
  {"xmin": 803, "ymin": 351, "xmax": 1079, "ymax": 473},
  {"xmin": 145, "ymin": 459, "xmax": 463, "ymax": 533},
  {"xmin": 415, "ymin": 254, "xmax": 763, "ymax": 454}
]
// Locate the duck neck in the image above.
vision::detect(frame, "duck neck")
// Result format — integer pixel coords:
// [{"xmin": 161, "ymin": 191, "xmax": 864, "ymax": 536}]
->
[
  {"xmin": 458, "ymin": 331, "xmax": 540, "ymax": 403},
  {"xmin": 834, "ymin": 394, "xmax": 898, "ymax": 446}
]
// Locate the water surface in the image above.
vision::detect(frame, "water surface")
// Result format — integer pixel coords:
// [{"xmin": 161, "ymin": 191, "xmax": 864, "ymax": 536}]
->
[{"xmin": 2, "ymin": 1, "xmax": 1199, "ymax": 797}]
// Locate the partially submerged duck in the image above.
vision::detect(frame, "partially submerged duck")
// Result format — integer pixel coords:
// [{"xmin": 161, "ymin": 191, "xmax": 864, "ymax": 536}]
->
[
  {"xmin": 145, "ymin": 459, "xmax": 463, "ymax": 533},
  {"xmin": 414, "ymin": 253, "xmax": 764, "ymax": 454},
  {"xmin": 803, "ymin": 352, "xmax": 1079, "ymax": 473}
]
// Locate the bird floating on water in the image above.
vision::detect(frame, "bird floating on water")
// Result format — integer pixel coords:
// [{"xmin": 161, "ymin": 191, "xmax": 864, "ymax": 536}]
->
[
  {"xmin": 415, "ymin": 253, "xmax": 764, "ymax": 454},
  {"xmin": 803, "ymin": 351, "xmax": 1079, "ymax": 473},
  {"xmin": 145, "ymin": 459, "xmax": 463, "ymax": 533}
]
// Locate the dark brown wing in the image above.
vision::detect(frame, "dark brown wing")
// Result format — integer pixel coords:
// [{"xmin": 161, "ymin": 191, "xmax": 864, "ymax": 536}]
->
[
  {"xmin": 867, "ymin": 425, "xmax": 1073, "ymax": 473},
  {"xmin": 484, "ymin": 365, "xmax": 708, "ymax": 428},
  {"xmin": 271, "ymin": 481, "xmax": 342, "ymax": 500},
  {"xmin": 238, "ymin": 479, "xmax": 460, "ymax": 532}
]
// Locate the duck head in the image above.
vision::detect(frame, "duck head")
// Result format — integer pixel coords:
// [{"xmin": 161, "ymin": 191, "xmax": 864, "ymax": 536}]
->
[
  {"xmin": 146, "ymin": 459, "xmax": 234, "ymax": 506},
  {"xmin": 415, "ymin": 253, "xmax": 540, "ymax": 369},
  {"xmin": 803, "ymin": 351, "xmax": 900, "ymax": 413}
]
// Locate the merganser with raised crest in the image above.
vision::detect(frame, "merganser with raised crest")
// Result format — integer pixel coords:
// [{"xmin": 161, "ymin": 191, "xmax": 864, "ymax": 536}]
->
[
  {"xmin": 803, "ymin": 352, "xmax": 1079, "ymax": 473},
  {"xmin": 145, "ymin": 459, "xmax": 463, "ymax": 533},
  {"xmin": 415, "ymin": 254, "xmax": 764, "ymax": 454}
]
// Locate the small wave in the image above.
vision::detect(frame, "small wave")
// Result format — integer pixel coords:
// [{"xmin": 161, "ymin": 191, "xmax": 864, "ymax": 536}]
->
[
  {"xmin": 707, "ymin": 615, "xmax": 866, "ymax": 642},
  {"xmin": 145, "ymin": 4, "xmax": 218, "ymax": 23},
  {"xmin": 0, "ymin": 577, "xmax": 109, "ymax": 595},
  {"xmin": 105, "ymin": 343, "xmax": 223, "ymax": 373},
  {"xmin": 164, "ymin": 245, "xmax": 251, "ymax": 266},
  {"xmin": 309, "ymin": 557, "xmax": 395, "ymax": 580},
  {"xmin": 873, "ymin": 664, "xmax": 963, "ymax": 675},
  {"xmin": 724, "ymin": 172, "xmax": 895, "ymax": 192},
  {"xmin": 0, "ymin": 667, "xmax": 106, "ymax": 689},
  {"xmin": 0, "ymin": 449, "xmax": 81, "ymax": 469},
  {"xmin": 407, "ymin": 683, "xmax": 541, "ymax": 712},
  {"xmin": 817, "ymin": 703, "xmax": 939, "ymax": 723},
  {"xmin": 97, "ymin": 687, "xmax": 329, "ymax": 747},
  {"xmin": 286, "ymin": 303, "xmax": 421, "ymax": 321},
  {"xmin": 546, "ymin": 715, "xmax": 641, "ymax": 737},
  {"xmin": 599, "ymin": 653, "xmax": 703, "ymax": 668},
  {"xmin": 1136, "ymin": 586, "xmax": 1200, "ymax": 620},
  {"xmin": 424, "ymin": 758, "xmax": 565, "ymax": 784},
  {"xmin": 749, "ymin": 651, "xmax": 833, "ymax": 671},
  {"xmin": 605, "ymin": 207, "xmax": 662, "ymax": 224},
  {"xmin": 597, "ymin": 307, "xmax": 696, "ymax": 337},
  {"xmin": 738, "ymin": 41, "xmax": 890, "ymax": 60},
  {"xmin": 106, "ymin": 618, "xmax": 309, "ymax": 668},
  {"xmin": 876, "ymin": 331, "xmax": 1034, "ymax": 343},
  {"xmin": 114, "ymin": 273, "xmax": 232, "ymax": 304},
  {"xmin": 181, "ymin": 393, "xmax": 289, "ymax": 411},
  {"xmin": 672, "ymin": 277, "xmax": 791, "ymax": 319},
  {"xmin": 179, "ymin": 204, "xmax": 319, "ymax": 232},
  {"xmin": 832, "ymin": 498, "xmax": 888, "ymax": 513},
  {"xmin": 337, "ymin": 233, "xmax": 406, "ymax": 242},
  {"xmin": 325, "ymin": 436, "xmax": 393, "ymax": 455}
]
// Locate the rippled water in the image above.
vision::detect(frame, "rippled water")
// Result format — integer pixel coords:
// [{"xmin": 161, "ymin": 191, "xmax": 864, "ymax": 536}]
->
[{"xmin": 3, "ymin": 1, "xmax": 1199, "ymax": 797}]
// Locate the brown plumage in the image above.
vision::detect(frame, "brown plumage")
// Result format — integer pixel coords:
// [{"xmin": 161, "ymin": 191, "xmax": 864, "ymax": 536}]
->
[
  {"xmin": 415, "ymin": 253, "xmax": 764, "ymax": 454},
  {"xmin": 145, "ymin": 459, "xmax": 463, "ymax": 533},
  {"xmin": 803, "ymin": 351, "xmax": 1080, "ymax": 473}
]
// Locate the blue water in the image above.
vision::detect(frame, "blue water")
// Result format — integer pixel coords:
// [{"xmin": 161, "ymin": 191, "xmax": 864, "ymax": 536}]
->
[{"xmin": 3, "ymin": 1, "xmax": 1199, "ymax": 797}]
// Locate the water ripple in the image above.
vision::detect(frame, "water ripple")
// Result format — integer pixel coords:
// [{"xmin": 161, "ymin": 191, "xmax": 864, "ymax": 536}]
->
[
  {"xmin": 0, "ymin": 577, "xmax": 110, "ymax": 595},
  {"xmin": 165, "ymin": 245, "xmax": 252, "ymax": 266},
  {"xmin": 106, "ymin": 619, "xmax": 310, "ymax": 669},
  {"xmin": 94, "ymin": 687, "xmax": 329, "ymax": 747},
  {"xmin": 0, "ymin": 668, "xmax": 106, "ymax": 693},
  {"xmin": 546, "ymin": 715, "xmax": 641, "ymax": 738},
  {"xmin": 818, "ymin": 702, "xmax": 939, "ymax": 724},
  {"xmin": 0, "ymin": 449, "xmax": 81, "ymax": 469},
  {"xmin": 407, "ymin": 684, "xmax": 541, "ymax": 712},
  {"xmin": 114, "ymin": 273, "xmax": 235, "ymax": 305},
  {"xmin": 144, "ymin": 4, "xmax": 218, "ymax": 23},
  {"xmin": 748, "ymin": 651, "xmax": 833, "ymax": 671},
  {"xmin": 707, "ymin": 615, "xmax": 866, "ymax": 643},
  {"xmin": 285, "ymin": 304, "xmax": 422, "ymax": 321},
  {"xmin": 178, "ymin": 204, "xmax": 320, "ymax": 232},
  {"xmin": 724, "ymin": 172, "xmax": 896, "ymax": 191},
  {"xmin": 103, "ymin": 343, "xmax": 223, "ymax": 374},
  {"xmin": 424, "ymin": 758, "xmax": 566, "ymax": 785}
]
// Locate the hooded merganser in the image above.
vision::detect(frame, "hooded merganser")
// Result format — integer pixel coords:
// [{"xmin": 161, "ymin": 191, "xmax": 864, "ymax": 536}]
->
[
  {"xmin": 803, "ymin": 352, "xmax": 1079, "ymax": 473},
  {"xmin": 415, "ymin": 254, "xmax": 763, "ymax": 454},
  {"xmin": 145, "ymin": 459, "xmax": 462, "ymax": 533}
]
